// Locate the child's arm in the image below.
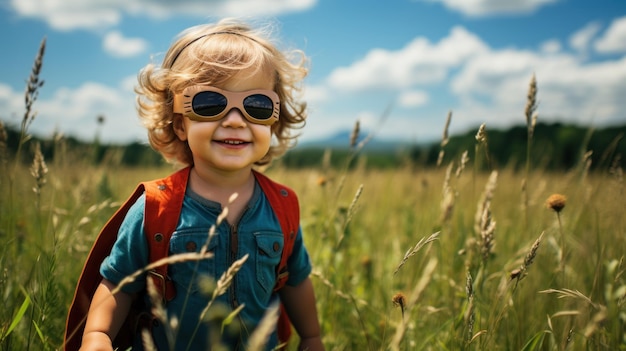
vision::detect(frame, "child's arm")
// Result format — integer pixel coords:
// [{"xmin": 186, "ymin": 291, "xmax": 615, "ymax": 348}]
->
[
  {"xmin": 80, "ymin": 279, "xmax": 132, "ymax": 351},
  {"xmin": 279, "ymin": 277, "xmax": 325, "ymax": 351}
]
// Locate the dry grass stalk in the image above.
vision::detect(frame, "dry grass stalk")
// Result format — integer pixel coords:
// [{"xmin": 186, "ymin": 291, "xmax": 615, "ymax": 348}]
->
[
  {"xmin": 30, "ymin": 142, "xmax": 48, "ymax": 196},
  {"xmin": 511, "ymin": 232, "xmax": 544, "ymax": 286},
  {"xmin": 475, "ymin": 123, "xmax": 486, "ymax": 144},
  {"xmin": 393, "ymin": 231, "xmax": 440, "ymax": 275},
  {"xmin": 436, "ymin": 150, "xmax": 445, "ymax": 167},
  {"xmin": 525, "ymin": 73, "xmax": 537, "ymax": 131},
  {"xmin": 581, "ymin": 150, "xmax": 593, "ymax": 178},
  {"xmin": 466, "ymin": 270, "xmax": 474, "ymax": 298},
  {"xmin": 437, "ymin": 111, "xmax": 452, "ymax": 167},
  {"xmin": 337, "ymin": 184, "xmax": 364, "ymax": 248},
  {"xmin": 478, "ymin": 206, "xmax": 496, "ymax": 263},
  {"xmin": 440, "ymin": 162, "xmax": 454, "ymax": 224},
  {"xmin": 465, "ymin": 295, "xmax": 475, "ymax": 344},
  {"xmin": 346, "ymin": 184, "xmax": 364, "ymax": 222},
  {"xmin": 350, "ymin": 119, "xmax": 360, "ymax": 148},
  {"xmin": 456, "ymin": 150, "xmax": 469, "ymax": 178},
  {"xmin": 247, "ymin": 302, "xmax": 280, "ymax": 351},
  {"xmin": 22, "ymin": 38, "xmax": 46, "ymax": 135},
  {"xmin": 311, "ymin": 270, "xmax": 351, "ymax": 302},
  {"xmin": 212, "ymin": 254, "xmax": 249, "ymax": 301},
  {"xmin": 530, "ymin": 112, "xmax": 538, "ymax": 138},
  {"xmin": 583, "ymin": 305, "xmax": 608, "ymax": 338},
  {"xmin": 546, "ymin": 193, "xmax": 567, "ymax": 272},
  {"xmin": 145, "ymin": 278, "xmax": 175, "ymax": 349},
  {"xmin": 112, "ymin": 251, "xmax": 215, "ymax": 297},
  {"xmin": 474, "ymin": 171, "xmax": 498, "ymax": 235},
  {"xmin": 473, "ymin": 171, "xmax": 498, "ymax": 265},
  {"xmin": 539, "ymin": 288, "xmax": 600, "ymax": 309},
  {"xmin": 523, "ymin": 74, "xmax": 538, "ymax": 230},
  {"xmin": 465, "ymin": 271, "xmax": 475, "ymax": 344},
  {"xmin": 201, "ymin": 193, "xmax": 236, "ymax": 254},
  {"xmin": 389, "ymin": 258, "xmax": 438, "ymax": 351},
  {"xmin": 187, "ymin": 254, "xmax": 250, "ymax": 345},
  {"xmin": 140, "ymin": 329, "xmax": 158, "ymax": 351},
  {"xmin": 474, "ymin": 123, "xmax": 492, "ymax": 169},
  {"xmin": 442, "ymin": 110, "xmax": 452, "ymax": 148}
]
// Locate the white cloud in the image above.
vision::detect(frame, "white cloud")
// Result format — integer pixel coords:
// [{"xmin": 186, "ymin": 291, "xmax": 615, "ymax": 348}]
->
[
  {"xmin": 449, "ymin": 47, "xmax": 626, "ymax": 131},
  {"xmin": 398, "ymin": 90, "xmax": 429, "ymax": 108},
  {"xmin": 540, "ymin": 39, "xmax": 561, "ymax": 54},
  {"xmin": 315, "ymin": 24, "xmax": 626, "ymax": 142},
  {"xmin": 120, "ymin": 75, "xmax": 138, "ymax": 92},
  {"xmin": 9, "ymin": 0, "xmax": 317, "ymax": 31},
  {"xmin": 594, "ymin": 16, "xmax": 626, "ymax": 54},
  {"xmin": 103, "ymin": 31, "xmax": 148, "ymax": 58},
  {"xmin": 326, "ymin": 26, "xmax": 487, "ymax": 91},
  {"xmin": 0, "ymin": 81, "xmax": 145, "ymax": 142},
  {"xmin": 302, "ymin": 84, "xmax": 329, "ymax": 104},
  {"xmin": 423, "ymin": 0, "xmax": 558, "ymax": 17},
  {"xmin": 569, "ymin": 21, "xmax": 601, "ymax": 53},
  {"xmin": 10, "ymin": 0, "xmax": 121, "ymax": 30}
]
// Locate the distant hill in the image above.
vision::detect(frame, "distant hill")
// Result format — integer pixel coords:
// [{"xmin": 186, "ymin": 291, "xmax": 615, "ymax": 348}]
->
[{"xmin": 297, "ymin": 129, "xmax": 419, "ymax": 151}]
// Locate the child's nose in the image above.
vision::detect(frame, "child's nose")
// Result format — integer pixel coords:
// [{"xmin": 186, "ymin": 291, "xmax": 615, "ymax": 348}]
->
[{"xmin": 221, "ymin": 108, "xmax": 247, "ymax": 127}]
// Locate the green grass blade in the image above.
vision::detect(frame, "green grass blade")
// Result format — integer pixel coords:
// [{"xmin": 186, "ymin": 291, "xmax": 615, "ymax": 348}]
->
[
  {"xmin": 521, "ymin": 331, "xmax": 546, "ymax": 351},
  {"xmin": 4, "ymin": 291, "xmax": 31, "ymax": 338}
]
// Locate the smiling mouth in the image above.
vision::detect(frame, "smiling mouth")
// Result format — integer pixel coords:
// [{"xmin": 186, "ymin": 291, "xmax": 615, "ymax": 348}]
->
[{"xmin": 217, "ymin": 139, "xmax": 249, "ymax": 145}]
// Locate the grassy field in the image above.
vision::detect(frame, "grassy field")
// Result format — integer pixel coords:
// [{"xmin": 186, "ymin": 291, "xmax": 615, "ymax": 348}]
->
[
  {"xmin": 1, "ymin": 142, "xmax": 625, "ymax": 350},
  {"xmin": 1, "ymin": 40, "xmax": 625, "ymax": 350}
]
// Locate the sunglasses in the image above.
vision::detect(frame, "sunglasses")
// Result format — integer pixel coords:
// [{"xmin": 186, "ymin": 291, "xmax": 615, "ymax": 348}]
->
[{"xmin": 173, "ymin": 86, "xmax": 280, "ymax": 125}]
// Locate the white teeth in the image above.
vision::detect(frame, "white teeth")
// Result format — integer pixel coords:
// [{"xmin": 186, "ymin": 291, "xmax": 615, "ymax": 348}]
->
[{"xmin": 222, "ymin": 140, "xmax": 245, "ymax": 145}]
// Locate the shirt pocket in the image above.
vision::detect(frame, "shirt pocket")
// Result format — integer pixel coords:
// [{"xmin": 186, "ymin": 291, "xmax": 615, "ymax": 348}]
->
[
  {"xmin": 254, "ymin": 232, "xmax": 284, "ymax": 294},
  {"xmin": 169, "ymin": 231, "xmax": 218, "ymax": 295}
]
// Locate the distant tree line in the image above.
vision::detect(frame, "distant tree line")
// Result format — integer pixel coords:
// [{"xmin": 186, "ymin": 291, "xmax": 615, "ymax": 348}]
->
[
  {"xmin": 416, "ymin": 122, "xmax": 625, "ymax": 171},
  {"xmin": 282, "ymin": 122, "xmax": 625, "ymax": 171},
  {"xmin": 2, "ymin": 121, "xmax": 624, "ymax": 171},
  {"xmin": 2, "ymin": 125, "xmax": 165, "ymax": 167}
]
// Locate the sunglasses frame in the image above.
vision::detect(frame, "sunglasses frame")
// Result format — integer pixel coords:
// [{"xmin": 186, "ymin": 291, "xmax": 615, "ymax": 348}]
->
[{"xmin": 173, "ymin": 85, "xmax": 280, "ymax": 125}]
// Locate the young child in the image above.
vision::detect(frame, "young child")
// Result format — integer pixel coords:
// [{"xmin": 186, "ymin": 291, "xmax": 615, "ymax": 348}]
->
[{"xmin": 79, "ymin": 19, "xmax": 324, "ymax": 351}]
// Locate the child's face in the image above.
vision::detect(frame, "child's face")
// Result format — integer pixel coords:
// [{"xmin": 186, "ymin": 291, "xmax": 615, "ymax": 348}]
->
[{"xmin": 174, "ymin": 67, "xmax": 274, "ymax": 173}]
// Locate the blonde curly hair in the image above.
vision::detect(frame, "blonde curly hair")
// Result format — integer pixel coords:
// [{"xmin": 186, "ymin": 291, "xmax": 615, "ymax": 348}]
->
[{"xmin": 136, "ymin": 19, "xmax": 308, "ymax": 166}]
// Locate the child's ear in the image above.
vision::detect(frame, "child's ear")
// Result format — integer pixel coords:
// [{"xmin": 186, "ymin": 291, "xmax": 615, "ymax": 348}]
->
[{"xmin": 173, "ymin": 114, "xmax": 188, "ymax": 141}]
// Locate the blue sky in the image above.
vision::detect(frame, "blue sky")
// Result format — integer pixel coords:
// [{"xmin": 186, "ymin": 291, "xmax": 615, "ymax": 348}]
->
[{"xmin": 1, "ymin": 0, "xmax": 625, "ymax": 146}]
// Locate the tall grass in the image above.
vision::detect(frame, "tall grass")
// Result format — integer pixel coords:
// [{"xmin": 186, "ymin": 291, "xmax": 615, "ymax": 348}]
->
[{"xmin": 1, "ymin": 40, "xmax": 625, "ymax": 351}]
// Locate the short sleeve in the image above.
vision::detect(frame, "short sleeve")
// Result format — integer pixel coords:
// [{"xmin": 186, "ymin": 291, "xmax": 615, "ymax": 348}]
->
[
  {"xmin": 285, "ymin": 226, "xmax": 312, "ymax": 286},
  {"xmin": 100, "ymin": 194, "xmax": 150, "ymax": 294}
]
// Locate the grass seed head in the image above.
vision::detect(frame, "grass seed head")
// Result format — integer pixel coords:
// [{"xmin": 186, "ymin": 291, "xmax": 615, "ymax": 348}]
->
[
  {"xmin": 475, "ymin": 123, "xmax": 486, "ymax": 144},
  {"xmin": 546, "ymin": 193, "xmax": 566, "ymax": 213},
  {"xmin": 30, "ymin": 142, "xmax": 48, "ymax": 194},
  {"xmin": 525, "ymin": 73, "xmax": 537, "ymax": 127},
  {"xmin": 350, "ymin": 119, "xmax": 360, "ymax": 148},
  {"xmin": 392, "ymin": 292, "xmax": 407, "ymax": 321}
]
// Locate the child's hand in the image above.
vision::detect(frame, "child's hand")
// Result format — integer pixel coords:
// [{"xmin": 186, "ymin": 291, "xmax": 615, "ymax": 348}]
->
[{"xmin": 298, "ymin": 335, "xmax": 325, "ymax": 351}]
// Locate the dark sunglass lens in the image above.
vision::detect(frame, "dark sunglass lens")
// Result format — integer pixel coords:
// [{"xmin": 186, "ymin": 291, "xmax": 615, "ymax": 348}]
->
[
  {"xmin": 192, "ymin": 92, "xmax": 227, "ymax": 117},
  {"xmin": 243, "ymin": 94, "xmax": 274, "ymax": 120}
]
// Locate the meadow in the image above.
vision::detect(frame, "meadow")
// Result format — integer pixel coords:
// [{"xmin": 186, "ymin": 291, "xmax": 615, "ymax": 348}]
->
[{"xmin": 1, "ymin": 39, "xmax": 625, "ymax": 351}]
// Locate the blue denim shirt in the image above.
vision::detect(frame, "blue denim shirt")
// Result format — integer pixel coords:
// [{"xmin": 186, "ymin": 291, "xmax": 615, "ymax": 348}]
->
[{"xmin": 100, "ymin": 180, "xmax": 312, "ymax": 350}]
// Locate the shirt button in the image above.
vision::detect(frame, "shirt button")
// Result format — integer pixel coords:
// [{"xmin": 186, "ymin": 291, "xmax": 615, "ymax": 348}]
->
[
  {"xmin": 186, "ymin": 241, "xmax": 197, "ymax": 252},
  {"xmin": 273, "ymin": 242, "xmax": 280, "ymax": 252}
]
